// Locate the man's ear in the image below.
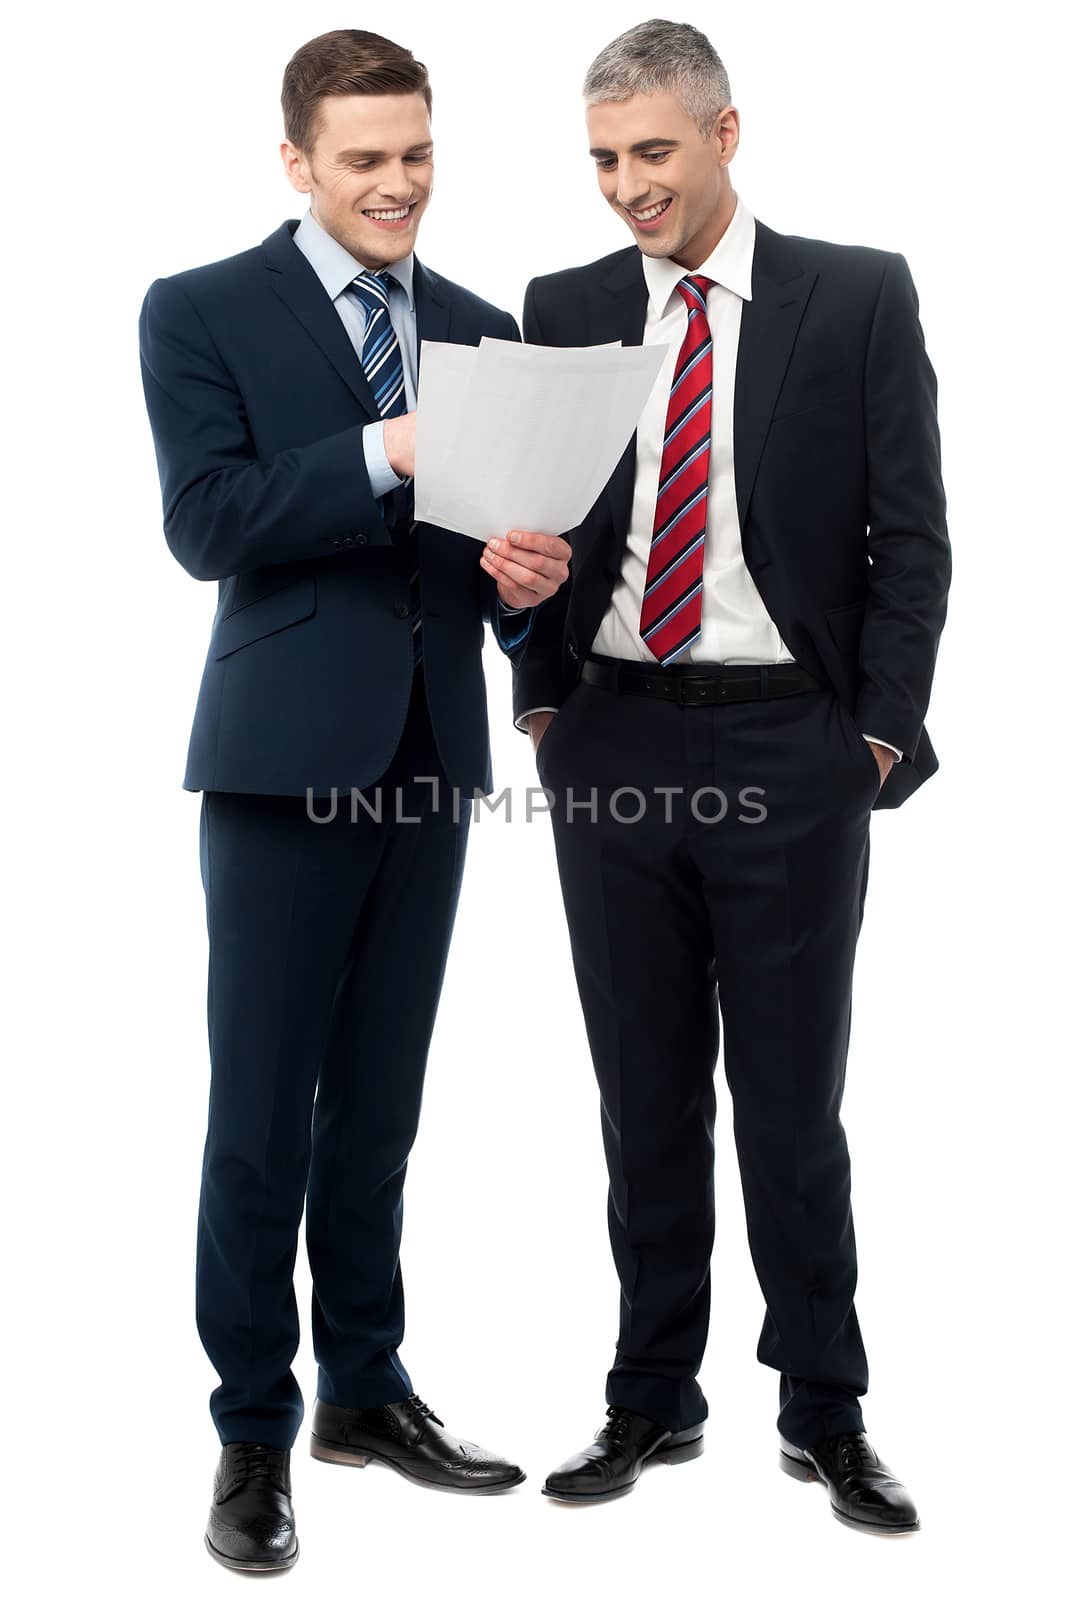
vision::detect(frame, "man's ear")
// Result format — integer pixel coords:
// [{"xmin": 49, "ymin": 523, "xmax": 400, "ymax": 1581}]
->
[{"xmin": 280, "ymin": 141, "xmax": 312, "ymax": 195}]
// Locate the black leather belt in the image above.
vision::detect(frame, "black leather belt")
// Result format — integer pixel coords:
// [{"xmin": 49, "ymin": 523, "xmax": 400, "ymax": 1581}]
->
[{"xmin": 580, "ymin": 656, "xmax": 823, "ymax": 706}]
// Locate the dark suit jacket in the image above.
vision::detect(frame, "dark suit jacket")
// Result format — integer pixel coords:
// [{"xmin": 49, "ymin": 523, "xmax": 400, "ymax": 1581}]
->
[
  {"xmin": 140, "ymin": 219, "xmax": 526, "ymax": 797},
  {"xmin": 515, "ymin": 219, "xmax": 951, "ymax": 809}
]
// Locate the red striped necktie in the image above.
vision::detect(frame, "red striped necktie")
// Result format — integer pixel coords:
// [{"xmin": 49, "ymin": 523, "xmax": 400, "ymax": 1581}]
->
[{"xmin": 639, "ymin": 274, "xmax": 714, "ymax": 664}]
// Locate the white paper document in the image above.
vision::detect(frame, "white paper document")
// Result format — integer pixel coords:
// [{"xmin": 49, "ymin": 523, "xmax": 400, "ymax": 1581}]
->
[{"xmin": 413, "ymin": 337, "xmax": 670, "ymax": 542}]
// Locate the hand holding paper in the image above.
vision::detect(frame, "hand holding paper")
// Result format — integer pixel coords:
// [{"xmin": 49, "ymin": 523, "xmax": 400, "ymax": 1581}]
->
[{"xmin": 480, "ymin": 529, "xmax": 572, "ymax": 608}]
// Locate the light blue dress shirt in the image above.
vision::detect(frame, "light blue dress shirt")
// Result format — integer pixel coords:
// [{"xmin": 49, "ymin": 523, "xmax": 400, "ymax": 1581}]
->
[{"xmin": 293, "ymin": 208, "xmax": 414, "ymax": 498}]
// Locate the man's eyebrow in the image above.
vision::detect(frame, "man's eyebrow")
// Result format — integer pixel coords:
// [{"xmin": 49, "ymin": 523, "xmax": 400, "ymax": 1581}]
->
[
  {"xmin": 334, "ymin": 142, "xmax": 434, "ymax": 161},
  {"xmin": 588, "ymin": 137, "xmax": 681, "ymax": 157}
]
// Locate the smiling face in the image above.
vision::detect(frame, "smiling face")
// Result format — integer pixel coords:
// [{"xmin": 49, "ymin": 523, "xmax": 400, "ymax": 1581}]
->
[
  {"xmin": 281, "ymin": 91, "xmax": 433, "ymax": 271},
  {"xmin": 586, "ymin": 90, "xmax": 739, "ymax": 269}
]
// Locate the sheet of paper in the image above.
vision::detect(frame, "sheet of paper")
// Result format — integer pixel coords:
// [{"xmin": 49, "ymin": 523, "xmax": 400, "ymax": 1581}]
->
[
  {"xmin": 410, "ymin": 339, "xmax": 477, "ymax": 484},
  {"xmin": 414, "ymin": 338, "xmax": 669, "ymax": 542}
]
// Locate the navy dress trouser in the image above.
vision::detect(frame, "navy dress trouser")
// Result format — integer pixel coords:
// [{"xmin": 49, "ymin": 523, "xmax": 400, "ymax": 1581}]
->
[
  {"xmin": 536, "ymin": 669, "xmax": 879, "ymax": 1448},
  {"xmin": 196, "ymin": 669, "xmax": 471, "ymax": 1449}
]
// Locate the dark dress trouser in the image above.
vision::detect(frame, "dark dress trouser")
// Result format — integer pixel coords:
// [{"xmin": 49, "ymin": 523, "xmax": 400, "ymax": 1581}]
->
[
  {"xmin": 196, "ymin": 667, "xmax": 471, "ymax": 1449},
  {"xmin": 535, "ymin": 667, "xmax": 880, "ymax": 1448}
]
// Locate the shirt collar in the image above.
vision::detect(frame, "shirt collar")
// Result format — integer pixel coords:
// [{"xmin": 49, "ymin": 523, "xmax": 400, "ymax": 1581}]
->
[
  {"xmin": 642, "ymin": 193, "xmax": 755, "ymax": 319},
  {"xmin": 293, "ymin": 207, "xmax": 416, "ymax": 307}
]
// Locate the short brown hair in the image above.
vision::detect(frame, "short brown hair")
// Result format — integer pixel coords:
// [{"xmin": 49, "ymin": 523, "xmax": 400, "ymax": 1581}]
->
[{"xmin": 281, "ymin": 28, "xmax": 432, "ymax": 153}]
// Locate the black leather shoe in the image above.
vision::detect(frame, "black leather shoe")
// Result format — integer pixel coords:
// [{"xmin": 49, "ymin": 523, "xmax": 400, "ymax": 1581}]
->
[
  {"xmin": 543, "ymin": 1405, "xmax": 705, "ymax": 1503},
  {"xmin": 309, "ymin": 1394, "xmax": 525, "ymax": 1493},
  {"xmin": 779, "ymin": 1431, "xmax": 920, "ymax": 1533},
  {"xmin": 205, "ymin": 1442, "xmax": 298, "ymax": 1572}
]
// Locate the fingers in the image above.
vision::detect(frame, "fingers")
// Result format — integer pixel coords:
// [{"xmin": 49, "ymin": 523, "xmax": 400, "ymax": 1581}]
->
[
  {"xmin": 487, "ymin": 532, "xmax": 572, "ymax": 564},
  {"xmin": 481, "ymin": 531, "xmax": 571, "ymax": 604},
  {"xmin": 478, "ymin": 556, "xmax": 540, "ymax": 607},
  {"xmin": 486, "ymin": 537, "xmax": 549, "ymax": 578},
  {"xmin": 481, "ymin": 549, "xmax": 556, "ymax": 592},
  {"xmin": 501, "ymin": 529, "xmax": 572, "ymax": 560}
]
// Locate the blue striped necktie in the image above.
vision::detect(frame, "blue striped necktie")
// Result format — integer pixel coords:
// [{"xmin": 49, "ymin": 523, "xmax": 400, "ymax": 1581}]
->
[{"xmin": 350, "ymin": 269, "xmax": 421, "ymax": 665}]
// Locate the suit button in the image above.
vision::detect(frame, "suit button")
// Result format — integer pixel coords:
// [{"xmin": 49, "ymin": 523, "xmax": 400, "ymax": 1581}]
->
[
  {"xmin": 395, "ymin": 602, "xmax": 411, "ymax": 618},
  {"xmin": 332, "ymin": 538, "xmax": 342, "ymax": 548},
  {"xmin": 343, "ymin": 536, "xmax": 355, "ymax": 547},
  {"xmin": 353, "ymin": 533, "xmax": 368, "ymax": 546}
]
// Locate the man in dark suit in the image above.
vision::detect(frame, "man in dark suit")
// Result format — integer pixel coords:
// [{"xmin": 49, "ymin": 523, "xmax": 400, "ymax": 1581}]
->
[
  {"xmin": 513, "ymin": 21, "xmax": 949, "ymax": 1533},
  {"xmin": 139, "ymin": 28, "xmax": 570, "ymax": 1572}
]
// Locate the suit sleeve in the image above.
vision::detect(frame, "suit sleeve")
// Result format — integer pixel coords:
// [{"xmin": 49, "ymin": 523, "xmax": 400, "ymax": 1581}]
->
[
  {"xmin": 855, "ymin": 253, "xmax": 951, "ymax": 759},
  {"xmin": 510, "ymin": 279, "xmax": 574, "ymax": 728},
  {"xmin": 139, "ymin": 275, "xmax": 392, "ymax": 581},
  {"xmin": 480, "ymin": 310, "xmax": 537, "ymax": 662}
]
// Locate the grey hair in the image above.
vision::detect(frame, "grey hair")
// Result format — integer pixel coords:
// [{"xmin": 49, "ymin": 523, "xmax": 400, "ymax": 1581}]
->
[{"xmin": 583, "ymin": 19, "xmax": 732, "ymax": 139}]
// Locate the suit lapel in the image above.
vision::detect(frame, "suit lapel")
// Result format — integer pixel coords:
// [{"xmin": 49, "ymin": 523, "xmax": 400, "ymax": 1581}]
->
[
  {"xmin": 733, "ymin": 220, "xmax": 818, "ymax": 528},
  {"xmin": 262, "ymin": 220, "xmax": 380, "ymax": 418},
  {"xmin": 599, "ymin": 251, "xmax": 649, "ymax": 549},
  {"xmin": 411, "ymin": 257, "xmax": 453, "ymax": 383}
]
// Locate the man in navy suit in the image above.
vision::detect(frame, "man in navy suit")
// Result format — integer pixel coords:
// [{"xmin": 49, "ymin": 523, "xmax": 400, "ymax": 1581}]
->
[
  {"xmin": 139, "ymin": 28, "xmax": 570, "ymax": 1572},
  {"xmin": 514, "ymin": 21, "xmax": 949, "ymax": 1531}
]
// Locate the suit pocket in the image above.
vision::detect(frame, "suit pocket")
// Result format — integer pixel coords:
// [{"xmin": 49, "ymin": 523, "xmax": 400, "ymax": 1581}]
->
[
  {"xmin": 838, "ymin": 700, "xmax": 883, "ymax": 797},
  {"xmin": 825, "ymin": 599, "xmax": 866, "ymax": 658},
  {"xmin": 222, "ymin": 566, "xmax": 309, "ymax": 617},
  {"xmin": 212, "ymin": 577, "xmax": 316, "ymax": 659},
  {"xmin": 534, "ymin": 688, "xmax": 578, "ymax": 771}
]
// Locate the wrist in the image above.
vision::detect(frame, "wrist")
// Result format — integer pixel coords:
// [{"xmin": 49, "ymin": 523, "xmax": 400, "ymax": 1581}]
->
[{"xmin": 382, "ymin": 417, "xmax": 413, "ymax": 479}]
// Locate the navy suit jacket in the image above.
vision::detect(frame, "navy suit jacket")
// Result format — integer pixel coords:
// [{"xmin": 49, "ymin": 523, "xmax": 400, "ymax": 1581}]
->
[
  {"xmin": 515, "ymin": 221, "xmax": 951, "ymax": 809},
  {"xmin": 140, "ymin": 218, "xmax": 527, "ymax": 797}
]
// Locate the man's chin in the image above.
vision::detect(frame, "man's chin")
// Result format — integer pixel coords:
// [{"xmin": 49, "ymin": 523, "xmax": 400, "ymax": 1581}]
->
[
  {"xmin": 347, "ymin": 225, "xmax": 421, "ymax": 264},
  {"xmin": 632, "ymin": 233, "xmax": 677, "ymax": 258}
]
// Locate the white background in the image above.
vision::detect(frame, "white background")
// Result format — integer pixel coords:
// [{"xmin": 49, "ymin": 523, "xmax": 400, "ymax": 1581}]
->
[{"xmin": 4, "ymin": 1, "xmax": 1061, "ymax": 1594}]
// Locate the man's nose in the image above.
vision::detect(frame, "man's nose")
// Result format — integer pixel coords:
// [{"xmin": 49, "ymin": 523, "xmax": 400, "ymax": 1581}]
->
[
  {"xmin": 377, "ymin": 161, "xmax": 415, "ymax": 199},
  {"xmin": 614, "ymin": 162, "xmax": 650, "ymax": 208}
]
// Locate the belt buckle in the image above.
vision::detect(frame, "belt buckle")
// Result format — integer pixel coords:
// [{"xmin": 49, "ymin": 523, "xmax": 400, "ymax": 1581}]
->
[{"xmin": 678, "ymin": 676, "xmax": 716, "ymax": 707}]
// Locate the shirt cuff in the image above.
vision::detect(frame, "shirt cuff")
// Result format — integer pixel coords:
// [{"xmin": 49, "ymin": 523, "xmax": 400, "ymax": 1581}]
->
[
  {"xmin": 495, "ymin": 595, "xmax": 532, "ymax": 652},
  {"xmin": 864, "ymin": 734, "xmax": 903, "ymax": 762},
  {"xmin": 515, "ymin": 705, "xmax": 560, "ymax": 734},
  {"xmin": 362, "ymin": 421, "xmax": 404, "ymax": 499}
]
